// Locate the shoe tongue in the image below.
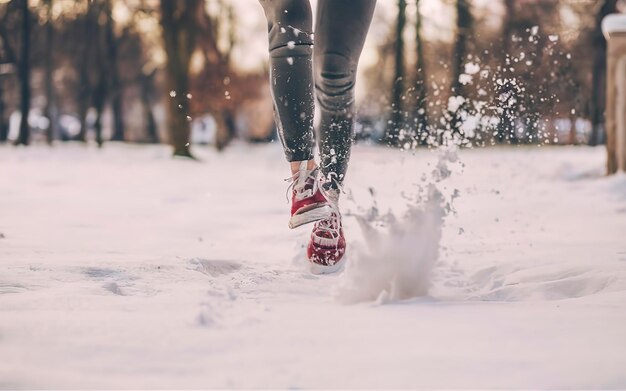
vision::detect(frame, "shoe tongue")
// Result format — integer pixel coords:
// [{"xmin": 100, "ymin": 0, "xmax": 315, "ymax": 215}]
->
[
  {"xmin": 296, "ymin": 161, "xmax": 310, "ymax": 186},
  {"xmin": 296, "ymin": 167, "xmax": 316, "ymax": 192},
  {"xmin": 297, "ymin": 161, "xmax": 309, "ymax": 184},
  {"xmin": 298, "ymin": 171, "xmax": 309, "ymax": 187}
]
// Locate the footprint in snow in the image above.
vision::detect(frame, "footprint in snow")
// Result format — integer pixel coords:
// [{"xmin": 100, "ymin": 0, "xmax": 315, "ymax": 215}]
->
[{"xmin": 188, "ymin": 258, "xmax": 243, "ymax": 277}]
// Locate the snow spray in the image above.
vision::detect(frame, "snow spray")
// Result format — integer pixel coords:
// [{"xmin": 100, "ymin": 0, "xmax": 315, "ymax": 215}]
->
[{"xmin": 336, "ymin": 149, "xmax": 460, "ymax": 304}]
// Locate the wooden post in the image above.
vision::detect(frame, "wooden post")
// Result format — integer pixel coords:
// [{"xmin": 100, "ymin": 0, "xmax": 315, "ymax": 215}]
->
[{"xmin": 603, "ymin": 15, "xmax": 626, "ymax": 174}]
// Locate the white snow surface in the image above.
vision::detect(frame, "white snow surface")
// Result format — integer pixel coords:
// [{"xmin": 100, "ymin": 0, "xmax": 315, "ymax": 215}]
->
[{"xmin": 1, "ymin": 143, "xmax": 626, "ymax": 389}]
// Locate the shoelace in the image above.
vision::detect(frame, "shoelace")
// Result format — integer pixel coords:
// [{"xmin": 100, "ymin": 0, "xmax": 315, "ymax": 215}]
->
[
  {"xmin": 284, "ymin": 167, "xmax": 319, "ymax": 202},
  {"xmin": 315, "ymin": 211, "xmax": 341, "ymax": 239},
  {"xmin": 325, "ymin": 172, "xmax": 347, "ymax": 199}
]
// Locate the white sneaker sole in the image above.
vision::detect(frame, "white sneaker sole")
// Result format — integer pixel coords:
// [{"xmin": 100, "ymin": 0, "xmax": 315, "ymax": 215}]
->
[
  {"xmin": 288, "ymin": 204, "xmax": 333, "ymax": 229},
  {"xmin": 309, "ymin": 257, "xmax": 346, "ymax": 275}
]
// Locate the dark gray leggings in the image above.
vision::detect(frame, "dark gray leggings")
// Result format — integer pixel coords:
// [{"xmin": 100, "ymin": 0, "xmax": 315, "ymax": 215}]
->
[{"xmin": 259, "ymin": 0, "xmax": 376, "ymax": 188}]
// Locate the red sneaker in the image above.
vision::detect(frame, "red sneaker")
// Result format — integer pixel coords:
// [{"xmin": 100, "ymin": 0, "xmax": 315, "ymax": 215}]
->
[
  {"xmin": 307, "ymin": 211, "xmax": 346, "ymax": 274},
  {"xmin": 287, "ymin": 164, "xmax": 333, "ymax": 229}
]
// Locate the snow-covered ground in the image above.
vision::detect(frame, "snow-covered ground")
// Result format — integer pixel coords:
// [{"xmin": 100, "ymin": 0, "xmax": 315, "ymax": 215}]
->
[{"xmin": 1, "ymin": 143, "xmax": 625, "ymax": 389}]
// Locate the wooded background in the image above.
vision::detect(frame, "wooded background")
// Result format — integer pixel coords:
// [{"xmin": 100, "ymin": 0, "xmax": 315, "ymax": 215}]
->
[{"xmin": 0, "ymin": 0, "xmax": 619, "ymax": 157}]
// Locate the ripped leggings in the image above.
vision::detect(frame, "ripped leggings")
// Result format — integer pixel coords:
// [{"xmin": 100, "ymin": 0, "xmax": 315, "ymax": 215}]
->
[{"xmin": 259, "ymin": 0, "xmax": 376, "ymax": 188}]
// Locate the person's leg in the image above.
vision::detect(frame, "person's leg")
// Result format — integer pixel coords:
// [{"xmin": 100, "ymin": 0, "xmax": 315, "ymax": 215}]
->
[
  {"xmin": 260, "ymin": 0, "xmax": 334, "ymax": 229},
  {"xmin": 314, "ymin": 0, "xmax": 376, "ymax": 190},
  {"xmin": 259, "ymin": 0, "xmax": 316, "ymax": 175},
  {"xmin": 306, "ymin": 1, "xmax": 376, "ymax": 272}
]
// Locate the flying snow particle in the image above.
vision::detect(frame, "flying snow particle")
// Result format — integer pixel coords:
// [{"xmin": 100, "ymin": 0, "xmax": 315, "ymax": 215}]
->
[
  {"xmin": 186, "ymin": 93, "xmax": 192, "ymax": 99},
  {"xmin": 459, "ymin": 74, "xmax": 473, "ymax": 85},
  {"xmin": 464, "ymin": 62, "xmax": 480, "ymax": 75},
  {"xmin": 447, "ymin": 96, "xmax": 466, "ymax": 112},
  {"xmin": 186, "ymin": 116, "xmax": 192, "ymax": 122},
  {"xmin": 460, "ymin": 115, "xmax": 479, "ymax": 138},
  {"xmin": 287, "ymin": 41, "xmax": 295, "ymax": 49},
  {"xmin": 287, "ymin": 57, "xmax": 294, "ymax": 65},
  {"xmin": 530, "ymin": 25, "xmax": 539, "ymax": 36},
  {"xmin": 548, "ymin": 34, "xmax": 559, "ymax": 42},
  {"xmin": 169, "ymin": 90, "xmax": 177, "ymax": 98}
]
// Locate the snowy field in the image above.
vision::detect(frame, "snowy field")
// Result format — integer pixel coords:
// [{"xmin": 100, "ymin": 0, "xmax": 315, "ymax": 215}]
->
[{"xmin": 1, "ymin": 143, "xmax": 625, "ymax": 389}]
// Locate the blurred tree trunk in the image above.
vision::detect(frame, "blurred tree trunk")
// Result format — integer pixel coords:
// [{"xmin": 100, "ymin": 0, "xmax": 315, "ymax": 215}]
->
[
  {"xmin": 15, "ymin": 0, "xmax": 30, "ymax": 146},
  {"xmin": 0, "ymin": 82, "xmax": 7, "ymax": 142},
  {"xmin": 43, "ymin": 0, "xmax": 55, "ymax": 145},
  {"xmin": 76, "ymin": 5, "xmax": 96, "ymax": 143},
  {"xmin": 160, "ymin": 0, "xmax": 201, "ymax": 158},
  {"xmin": 214, "ymin": 3, "xmax": 236, "ymax": 150},
  {"xmin": 105, "ymin": 1, "xmax": 124, "ymax": 142},
  {"xmin": 0, "ymin": 19, "xmax": 17, "ymax": 143},
  {"xmin": 450, "ymin": 0, "xmax": 472, "ymax": 136},
  {"xmin": 569, "ymin": 114, "xmax": 578, "ymax": 145},
  {"xmin": 384, "ymin": 0, "xmax": 406, "ymax": 146},
  {"xmin": 76, "ymin": 69, "xmax": 91, "ymax": 143},
  {"xmin": 496, "ymin": 0, "xmax": 516, "ymax": 144},
  {"xmin": 144, "ymin": 102, "xmax": 159, "ymax": 144},
  {"xmin": 140, "ymin": 69, "xmax": 159, "ymax": 143},
  {"xmin": 589, "ymin": 0, "xmax": 617, "ymax": 146},
  {"xmin": 93, "ymin": 2, "xmax": 107, "ymax": 148},
  {"xmin": 93, "ymin": 77, "xmax": 106, "ymax": 147},
  {"xmin": 196, "ymin": 3, "xmax": 237, "ymax": 151},
  {"xmin": 215, "ymin": 109, "xmax": 236, "ymax": 150},
  {"xmin": 414, "ymin": 0, "xmax": 428, "ymax": 144}
]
